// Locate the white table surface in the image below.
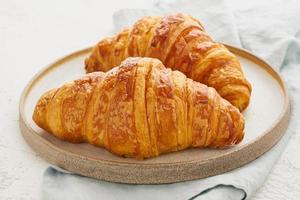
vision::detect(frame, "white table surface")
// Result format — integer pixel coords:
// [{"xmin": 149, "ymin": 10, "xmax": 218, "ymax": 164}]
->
[{"xmin": 0, "ymin": 0, "xmax": 299, "ymax": 199}]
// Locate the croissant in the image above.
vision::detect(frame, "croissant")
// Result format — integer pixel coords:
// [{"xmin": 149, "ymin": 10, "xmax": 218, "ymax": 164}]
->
[
  {"xmin": 33, "ymin": 57, "xmax": 245, "ymax": 159},
  {"xmin": 85, "ymin": 13, "xmax": 251, "ymax": 111}
]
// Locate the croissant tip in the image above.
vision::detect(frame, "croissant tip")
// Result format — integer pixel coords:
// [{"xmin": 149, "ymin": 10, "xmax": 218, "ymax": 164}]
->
[
  {"xmin": 32, "ymin": 88, "xmax": 58, "ymax": 131},
  {"xmin": 84, "ymin": 58, "xmax": 93, "ymax": 73}
]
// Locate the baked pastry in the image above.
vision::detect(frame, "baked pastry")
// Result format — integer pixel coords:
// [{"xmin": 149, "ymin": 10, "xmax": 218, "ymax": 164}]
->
[
  {"xmin": 33, "ymin": 57, "xmax": 245, "ymax": 159},
  {"xmin": 85, "ymin": 13, "xmax": 251, "ymax": 111}
]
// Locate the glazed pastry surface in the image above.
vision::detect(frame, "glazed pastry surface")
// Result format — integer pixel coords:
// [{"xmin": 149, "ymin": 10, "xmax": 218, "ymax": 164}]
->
[
  {"xmin": 85, "ymin": 13, "xmax": 252, "ymax": 111},
  {"xmin": 33, "ymin": 57, "xmax": 244, "ymax": 159}
]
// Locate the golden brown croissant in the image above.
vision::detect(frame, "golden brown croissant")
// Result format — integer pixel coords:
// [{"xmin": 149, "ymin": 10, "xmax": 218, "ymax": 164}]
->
[
  {"xmin": 33, "ymin": 57, "xmax": 245, "ymax": 159},
  {"xmin": 85, "ymin": 13, "xmax": 251, "ymax": 111}
]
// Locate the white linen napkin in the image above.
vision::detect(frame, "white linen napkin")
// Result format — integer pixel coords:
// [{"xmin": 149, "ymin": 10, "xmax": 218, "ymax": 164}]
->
[{"xmin": 43, "ymin": 0, "xmax": 300, "ymax": 199}]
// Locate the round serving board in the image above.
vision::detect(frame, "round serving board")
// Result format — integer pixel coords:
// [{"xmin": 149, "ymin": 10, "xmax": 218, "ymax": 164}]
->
[{"xmin": 19, "ymin": 45, "xmax": 290, "ymax": 184}]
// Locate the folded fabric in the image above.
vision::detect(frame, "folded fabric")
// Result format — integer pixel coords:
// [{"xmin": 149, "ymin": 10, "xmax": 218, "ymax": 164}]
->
[{"xmin": 43, "ymin": 0, "xmax": 300, "ymax": 199}]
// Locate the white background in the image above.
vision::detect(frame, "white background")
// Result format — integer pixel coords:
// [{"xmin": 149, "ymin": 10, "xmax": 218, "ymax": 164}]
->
[{"xmin": 1, "ymin": 0, "xmax": 299, "ymax": 199}]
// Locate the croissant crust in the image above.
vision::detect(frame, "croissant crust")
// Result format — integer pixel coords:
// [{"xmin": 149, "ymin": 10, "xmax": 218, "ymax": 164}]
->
[
  {"xmin": 85, "ymin": 13, "xmax": 252, "ymax": 111},
  {"xmin": 33, "ymin": 57, "xmax": 244, "ymax": 159}
]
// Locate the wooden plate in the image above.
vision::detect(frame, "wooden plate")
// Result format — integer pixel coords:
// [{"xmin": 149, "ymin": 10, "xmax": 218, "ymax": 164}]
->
[{"xmin": 19, "ymin": 45, "xmax": 290, "ymax": 184}]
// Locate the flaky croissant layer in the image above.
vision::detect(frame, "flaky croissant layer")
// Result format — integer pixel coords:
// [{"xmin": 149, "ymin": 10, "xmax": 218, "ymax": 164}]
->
[
  {"xmin": 33, "ymin": 57, "xmax": 244, "ymax": 159},
  {"xmin": 85, "ymin": 13, "xmax": 252, "ymax": 111}
]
